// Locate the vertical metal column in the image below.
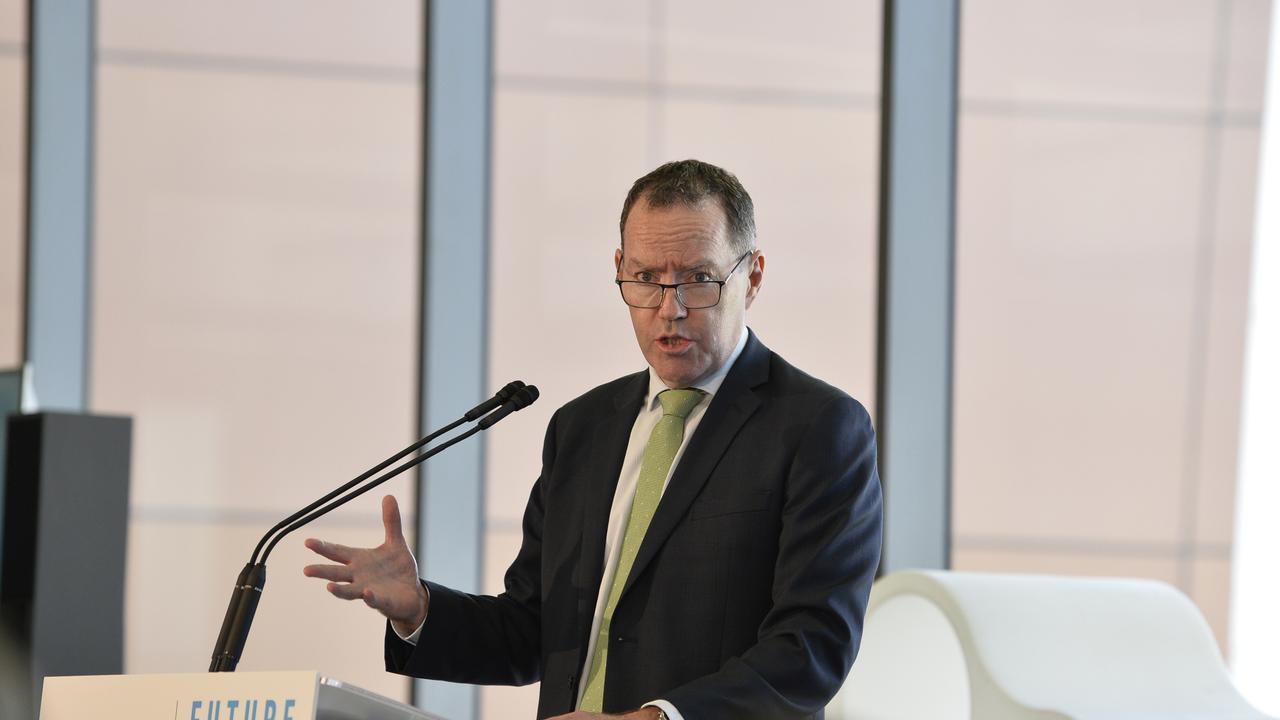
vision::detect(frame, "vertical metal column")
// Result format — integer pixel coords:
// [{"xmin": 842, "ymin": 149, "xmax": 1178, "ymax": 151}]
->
[
  {"xmin": 875, "ymin": 0, "xmax": 960, "ymax": 573},
  {"xmin": 414, "ymin": 0, "xmax": 492, "ymax": 717},
  {"xmin": 23, "ymin": 0, "xmax": 95, "ymax": 412}
]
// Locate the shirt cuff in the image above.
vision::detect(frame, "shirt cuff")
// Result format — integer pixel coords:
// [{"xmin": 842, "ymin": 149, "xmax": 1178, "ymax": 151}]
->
[
  {"xmin": 391, "ymin": 580, "xmax": 430, "ymax": 645},
  {"xmin": 644, "ymin": 699, "xmax": 683, "ymax": 720},
  {"xmin": 392, "ymin": 617, "xmax": 426, "ymax": 645}
]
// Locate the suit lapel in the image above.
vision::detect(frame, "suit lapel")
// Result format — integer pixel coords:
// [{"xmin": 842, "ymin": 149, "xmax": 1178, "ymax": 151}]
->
[
  {"xmin": 575, "ymin": 371, "xmax": 647, "ymax": 651},
  {"xmin": 620, "ymin": 331, "xmax": 770, "ymax": 600}
]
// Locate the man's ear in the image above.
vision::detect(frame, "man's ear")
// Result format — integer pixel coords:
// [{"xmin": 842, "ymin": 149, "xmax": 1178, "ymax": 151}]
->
[
  {"xmin": 614, "ymin": 248, "xmax": 623, "ymax": 274},
  {"xmin": 744, "ymin": 251, "xmax": 765, "ymax": 309}
]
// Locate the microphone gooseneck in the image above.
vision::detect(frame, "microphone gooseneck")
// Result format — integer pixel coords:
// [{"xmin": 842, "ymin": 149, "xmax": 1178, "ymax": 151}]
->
[
  {"xmin": 259, "ymin": 385, "xmax": 539, "ymax": 563},
  {"xmin": 246, "ymin": 380, "xmax": 525, "ymax": 567},
  {"xmin": 208, "ymin": 382, "xmax": 538, "ymax": 672}
]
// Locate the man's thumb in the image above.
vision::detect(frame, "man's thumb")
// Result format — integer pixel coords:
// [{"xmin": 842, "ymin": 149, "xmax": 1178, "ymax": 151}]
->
[{"xmin": 382, "ymin": 495, "xmax": 404, "ymax": 543}]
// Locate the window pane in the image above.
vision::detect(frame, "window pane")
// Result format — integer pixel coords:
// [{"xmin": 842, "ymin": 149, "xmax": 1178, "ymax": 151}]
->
[
  {"xmin": 953, "ymin": 0, "xmax": 1274, "ymax": 657},
  {"xmin": 485, "ymin": 1, "xmax": 882, "ymax": 715},
  {"xmin": 91, "ymin": 1, "xmax": 421, "ymax": 700}
]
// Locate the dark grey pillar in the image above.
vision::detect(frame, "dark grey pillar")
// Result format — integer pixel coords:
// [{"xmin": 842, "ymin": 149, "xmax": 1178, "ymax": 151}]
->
[
  {"xmin": 23, "ymin": 0, "xmax": 95, "ymax": 412},
  {"xmin": 1, "ymin": 412, "xmax": 131, "ymax": 713},
  {"xmin": 875, "ymin": 0, "xmax": 960, "ymax": 573},
  {"xmin": 413, "ymin": 0, "xmax": 492, "ymax": 717}
]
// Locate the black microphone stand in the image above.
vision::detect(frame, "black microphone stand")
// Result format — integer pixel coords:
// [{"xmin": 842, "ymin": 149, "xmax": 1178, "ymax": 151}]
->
[{"xmin": 208, "ymin": 383, "xmax": 537, "ymax": 672}]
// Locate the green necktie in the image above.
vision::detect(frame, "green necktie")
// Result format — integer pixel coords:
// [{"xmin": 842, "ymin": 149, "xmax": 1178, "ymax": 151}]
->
[{"xmin": 579, "ymin": 388, "xmax": 705, "ymax": 711}]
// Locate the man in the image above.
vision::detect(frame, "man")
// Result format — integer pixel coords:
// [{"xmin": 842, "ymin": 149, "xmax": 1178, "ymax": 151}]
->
[{"xmin": 304, "ymin": 160, "xmax": 883, "ymax": 719}]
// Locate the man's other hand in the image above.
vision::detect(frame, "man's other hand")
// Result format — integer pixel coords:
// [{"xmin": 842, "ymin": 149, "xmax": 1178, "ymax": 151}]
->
[
  {"xmin": 547, "ymin": 709, "xmax": 662, "ymax": 719},
  {"xmin": 303, "ymin": 494, "xmax": 428, "ymax": 636}
]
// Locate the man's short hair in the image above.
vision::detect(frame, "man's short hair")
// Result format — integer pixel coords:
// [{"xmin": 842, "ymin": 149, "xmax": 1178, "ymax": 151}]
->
[{"xmin": 619, "ymin": 159, "xmax": 757, "ymax": 254}]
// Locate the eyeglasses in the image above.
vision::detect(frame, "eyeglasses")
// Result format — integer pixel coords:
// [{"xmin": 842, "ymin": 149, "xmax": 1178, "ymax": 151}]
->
[{"xmin": 616, "ymin": 251, "xmax": 753, "ymax": 309}]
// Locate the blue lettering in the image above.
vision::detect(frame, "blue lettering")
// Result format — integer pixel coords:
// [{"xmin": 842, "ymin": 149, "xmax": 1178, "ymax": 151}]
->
[
  {"xmin": 185, "ymin": 696, "xmax": 302, "ymax": 717},
  {"xmin": 188, "ymin": 696, "xmax": 299, "ymax": 720}
]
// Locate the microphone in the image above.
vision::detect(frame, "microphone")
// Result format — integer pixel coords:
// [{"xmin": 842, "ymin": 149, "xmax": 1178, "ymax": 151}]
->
[
  {"xmin": 465, "ymin": 380, "xmax": 525, "ymax": 421},
  {"xmin": 259, "ymin": 386, "xmax": 540, "ymax": 562},
  {"xmin": 478, "ymin": 385, "xmax": 540, "ymax": 429},
  {"xmin": 209, "ymin": 383, "xmax": 539, "ymax": 672},
  {"xmin": 244, "ymin": 380, "xmax": 526, "ymax": 568}
]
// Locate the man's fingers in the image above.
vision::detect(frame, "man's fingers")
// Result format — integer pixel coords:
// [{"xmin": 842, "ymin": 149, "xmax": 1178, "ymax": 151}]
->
[
  {"xmin": 302, "ymin": 564, "xmax": 353, "ymax": 583},
  {"xmin": 326, "ymin": 582, "xmax": 365, "ymax": 601},
  {"xmin": 382, "ymin": 495, "xmax": 404, "ymax": 544},
  {"xmin": 304, "ymin": 538, "xmax": 354, "ymax": 563}
]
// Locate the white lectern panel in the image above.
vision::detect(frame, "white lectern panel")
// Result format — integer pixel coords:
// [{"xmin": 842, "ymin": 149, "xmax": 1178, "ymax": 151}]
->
[{"xmin": 40, "ymin": 671, "xmax": 444, "ymax": 720}]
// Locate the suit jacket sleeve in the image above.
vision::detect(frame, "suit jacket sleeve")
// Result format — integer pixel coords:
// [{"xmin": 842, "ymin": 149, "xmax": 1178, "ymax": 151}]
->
[
  {"xmin": 383, "ymin": 411, "xmax": 560, "ymax": 686},
  {"xmin": 662, "ymin": 394, "xmax": 883, "ymax": 718}
]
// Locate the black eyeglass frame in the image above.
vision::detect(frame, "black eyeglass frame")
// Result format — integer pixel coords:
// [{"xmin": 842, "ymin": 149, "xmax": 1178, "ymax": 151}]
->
[{"xmin": 615, "ymin": 250, "xmax": 755, "ymax": 309}]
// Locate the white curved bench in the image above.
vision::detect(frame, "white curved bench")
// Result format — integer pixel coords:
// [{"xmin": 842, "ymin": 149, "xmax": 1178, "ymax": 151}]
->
[{"xmin": 829, "ymin": 570, "xmax": 1274, "ymax": 720}]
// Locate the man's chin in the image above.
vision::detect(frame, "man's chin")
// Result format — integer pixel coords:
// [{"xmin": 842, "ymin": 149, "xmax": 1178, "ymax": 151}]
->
[{"xmin": 651, "ymin": 358, "xmax": 708, "ymax": 389}]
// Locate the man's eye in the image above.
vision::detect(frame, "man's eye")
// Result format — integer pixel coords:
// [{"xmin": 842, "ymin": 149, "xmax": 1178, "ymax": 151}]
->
[
  {"xmin": 692, "ymin": 272, "xmax": 714, "ymax": 283},
  {"xmin": 637, "ymin": 273, "xmax": 654, "ymax": 283}
]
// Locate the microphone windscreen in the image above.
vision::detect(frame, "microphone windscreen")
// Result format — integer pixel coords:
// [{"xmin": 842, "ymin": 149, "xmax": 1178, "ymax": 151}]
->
[
  {"xmin": 513, "ymin": 385, "xmax": 539, "ymax": 410},
  {"xmin": 465, "ymin": 380, "xmax": 527, "ymax": 421},
  {"xmin": 497, "ymin": 380, "xmax": 526, "ymax": 402}
]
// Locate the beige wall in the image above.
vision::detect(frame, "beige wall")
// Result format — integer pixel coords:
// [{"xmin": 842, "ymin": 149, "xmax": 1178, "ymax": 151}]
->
[
  {"xmin": 0, "ymin": 0, "xmax": 24, "ymax": 369},
  {"xmin": 90, "ymin": 0, "xmax": 421, "ymax": 701},
  {"xmin": 484, "ymin": 1, "xmax": 882, "ymax": 715},
  {"xmin": 952, "ymin": 0, "xmax": 1273, "ymax": 655}
]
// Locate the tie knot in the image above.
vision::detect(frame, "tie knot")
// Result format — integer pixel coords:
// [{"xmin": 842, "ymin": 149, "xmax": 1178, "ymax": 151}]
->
[{"xmin": 658, "ymin": 388, "xmax": 704, "ymax": 419}]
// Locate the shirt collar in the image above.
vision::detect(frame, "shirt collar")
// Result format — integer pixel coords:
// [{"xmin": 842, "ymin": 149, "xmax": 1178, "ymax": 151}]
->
[{"xmin": 645, "ymin": 327, "xmax": 749, "ymax": 411}]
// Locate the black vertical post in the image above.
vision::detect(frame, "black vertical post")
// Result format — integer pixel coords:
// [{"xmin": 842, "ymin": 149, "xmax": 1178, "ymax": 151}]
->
[{"xmin": 1, "ymin": 413, "xmax": 131, "ymax": 714}]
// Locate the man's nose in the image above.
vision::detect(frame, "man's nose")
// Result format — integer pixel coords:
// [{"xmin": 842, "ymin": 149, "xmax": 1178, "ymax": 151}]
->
[{"xmin": 658, "ymin": 286, "xmax": 688, "ymax": 320}]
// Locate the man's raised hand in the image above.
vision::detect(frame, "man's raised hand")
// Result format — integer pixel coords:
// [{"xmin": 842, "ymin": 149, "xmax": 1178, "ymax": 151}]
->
[{"xmin": 303, "ymin": 494, "xmax": 429, "ymax": 637}]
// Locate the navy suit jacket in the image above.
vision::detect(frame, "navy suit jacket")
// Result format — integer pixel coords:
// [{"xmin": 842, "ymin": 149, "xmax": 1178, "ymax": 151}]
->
[{"xmin": 386, "ymin": 331, "xmax": 883, "ymax": 718}]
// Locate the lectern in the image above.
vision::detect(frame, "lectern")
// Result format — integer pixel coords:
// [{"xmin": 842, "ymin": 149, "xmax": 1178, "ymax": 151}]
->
[{"xmin": 40, "ymin": 671, "xmax": 445, "ymax": 720}]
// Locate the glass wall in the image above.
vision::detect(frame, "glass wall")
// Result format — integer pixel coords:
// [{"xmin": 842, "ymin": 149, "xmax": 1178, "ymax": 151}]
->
[
  {"xmin": 484, "ymin": 1, "xmax": 882, "ymax": 715},
  {"xmin": 0, "ymin": 0, "xmax": 24, "ymax": 368},
  {"xmin": 90, "ymin": 1, "xmax": 421, "ymax": 700},
  {"xmin": 4, "ymin": 0, "xmax": 1268, "ymax": 713},
  {"xmin": 952, "ymin": 0, "xmax": 1274, "ymax": 656}
]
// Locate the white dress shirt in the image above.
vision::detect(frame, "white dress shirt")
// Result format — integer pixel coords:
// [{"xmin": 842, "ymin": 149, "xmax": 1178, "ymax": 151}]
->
[
  {"xmin": 401, "ymin": 328, "xmax": 750, "ymax": 720},
  {"xmin": 577, "ymin": 327, "xmax": 747, "ymax": 719}
]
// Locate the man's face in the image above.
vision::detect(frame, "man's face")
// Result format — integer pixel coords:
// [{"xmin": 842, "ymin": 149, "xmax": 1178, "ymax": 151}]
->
[{"xmin": 615, "ymin": 198, "xmax": 764, "ymax": 389}]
